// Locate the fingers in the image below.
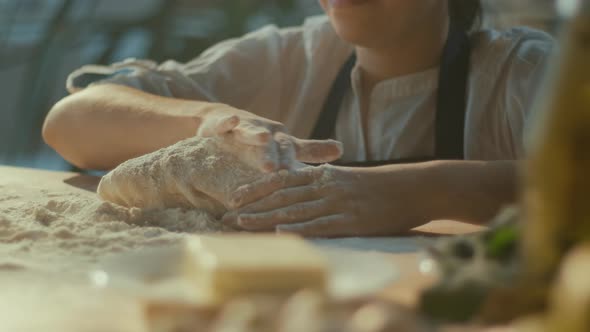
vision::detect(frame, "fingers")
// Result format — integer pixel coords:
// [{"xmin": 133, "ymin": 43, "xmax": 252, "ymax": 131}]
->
[
  {"xmin": 276, "ymin": 214, "xmax": 354, "ymax": 238},
  {"xmin": 293, "ymin": 138, "xmax": 343, "ymax": 164},
  {"xmin": 229, "ymin": 167, "xmax": 323, "ymax": 209},
  {"xmin": 242, "ymin": 186, "xmax": 322, "ymax": 214},
  {"xmin": 219, "ymin": 131, "xmax": 279, "ymax": 173},
  {"xmin": 222, "ymin": 185, "xmax": 321, "ymax": 227},
  {"xmin": 237, "ymin": 199, "xmax": 330, "ymax": 231},
  {"xmin": 214, "ymin": 115, "xmax": 240, "ymax": 134},
  {"xmin": 249, "ymin": 134, "xmax": 340, "ymax": 172},
  {"xmin": 275, "ymin": 132, "xmax": 296, "ymax": 170},
  {"xmin": 197, "ymin": 113, "xmax": 343, "ymax": 171},
  {"xmin": 232, "ymin": 122, "xmax": 273, "ymax": 146},
  {"xmin": 197, "ymin": 115, "xmax": 240, "ymax": 137},
  {"xmin": 259, "ymin": 139, "xmax": 280, "ymax": 172},
  {"xmin": 232, "ymin": 127, "xmax": 294, "ymax": 172}
]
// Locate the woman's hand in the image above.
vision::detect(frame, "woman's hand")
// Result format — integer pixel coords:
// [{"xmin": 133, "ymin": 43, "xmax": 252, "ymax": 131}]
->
[
  {"xmin": 196, "ymin": 105, "xmax": 343, "ymax": 172},
  {"xmin": 221, "ymin": 164, "xmax": 436, "ymax": 237}
]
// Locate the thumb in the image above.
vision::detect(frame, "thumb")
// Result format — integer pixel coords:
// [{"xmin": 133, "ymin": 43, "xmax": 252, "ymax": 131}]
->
[
  {"xmin": 293, "ymin": 138, "xmax": 343, "ymax": 164},
  {"xmin": 196, "ymin": 115, "xmax": 240, "ymax": 137}
]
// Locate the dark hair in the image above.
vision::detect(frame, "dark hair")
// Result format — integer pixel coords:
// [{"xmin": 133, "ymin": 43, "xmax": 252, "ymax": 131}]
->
[{"xmin": 448, "ymin": 0, "xmax": 483, "ymax": 32}]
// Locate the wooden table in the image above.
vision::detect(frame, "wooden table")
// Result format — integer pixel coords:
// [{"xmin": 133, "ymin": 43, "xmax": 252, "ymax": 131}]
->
[{"xmin": 0, "ymin": 165, "xmax": 489, "ymax": 331}]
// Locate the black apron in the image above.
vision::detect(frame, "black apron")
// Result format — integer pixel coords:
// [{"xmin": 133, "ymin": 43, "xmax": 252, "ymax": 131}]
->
[{"xmin": 310, "ymin": 22, "xmax": 471, "ymax": 167}]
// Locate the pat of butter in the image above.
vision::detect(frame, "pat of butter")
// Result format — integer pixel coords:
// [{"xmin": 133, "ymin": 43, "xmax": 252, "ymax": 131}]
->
[{"xmin": 183, "ymin": 234, "xmax": 327, "ymax": 301}]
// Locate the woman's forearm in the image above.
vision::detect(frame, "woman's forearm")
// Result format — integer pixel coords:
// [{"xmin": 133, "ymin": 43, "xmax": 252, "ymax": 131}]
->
[
  {"xmin": 421, "ymin": 160, "xmax": 519, "ymax": 224},
  {"xmin": 43, "ymin": 84, "xmax": 212, "ymax": 170},
  {"xmin": 44, "ymin": 83, "xmax": 340, "ymax": 173},
  {"xmin": 375, "ymin": 160, "xmax": 519, "ymax": 226}
]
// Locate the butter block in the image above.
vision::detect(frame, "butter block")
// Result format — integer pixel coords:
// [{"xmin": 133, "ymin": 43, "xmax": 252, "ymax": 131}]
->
[{"xmin": 183, "ymin": 234, "xmax": 327, "ymax": 301}]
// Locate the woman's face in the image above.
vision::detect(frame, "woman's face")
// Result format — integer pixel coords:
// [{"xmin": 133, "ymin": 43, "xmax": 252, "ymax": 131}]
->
[{"xmin": 319, "ymin": 0, "xmax": 447, "ymax": 49}]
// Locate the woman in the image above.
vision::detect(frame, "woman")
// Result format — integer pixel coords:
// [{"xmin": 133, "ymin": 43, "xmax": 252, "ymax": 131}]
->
[{"xmin": 43, "ymin": 0, "xmax": 553, "ymax": 237}]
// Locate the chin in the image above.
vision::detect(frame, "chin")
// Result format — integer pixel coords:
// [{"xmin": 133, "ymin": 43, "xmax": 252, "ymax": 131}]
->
[{"xmin": 329, "ymin": 17, "xmax": 388, "ymax": 49}]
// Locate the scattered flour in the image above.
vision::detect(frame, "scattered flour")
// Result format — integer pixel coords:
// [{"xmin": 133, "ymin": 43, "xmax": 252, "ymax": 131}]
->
[
  {"xmin": 0, "ymin": 136, "xmax": 277, "ymax": 272},
  {"xmin": 0, "ymin": 137, "xmax": 409, "ymax": 331},
  {"xmin": 0, "ymin": 188, "xmax": 226, "ymax": 271},
  {"xmin": 0, "ymin": 136, "xmax": 313, "ymax": 272}
]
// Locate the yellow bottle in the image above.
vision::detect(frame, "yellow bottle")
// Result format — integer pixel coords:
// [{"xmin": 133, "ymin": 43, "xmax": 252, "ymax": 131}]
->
[{"xmin": 524, "ymin": 0, "xmax": 590, "ymax": 280}]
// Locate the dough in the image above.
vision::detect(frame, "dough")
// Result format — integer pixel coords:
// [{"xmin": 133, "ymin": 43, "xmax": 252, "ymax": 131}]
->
[{"xmin": 98, "ymin": 136, "xmax": 296, "ymax": 218}]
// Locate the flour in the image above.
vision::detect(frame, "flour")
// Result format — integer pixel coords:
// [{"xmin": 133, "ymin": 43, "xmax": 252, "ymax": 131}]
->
[
  {"xmin": 98, "ymin": 136, "xmax": 275, "ymax": 218},
  {"xmin": 0, "ymin": 136, "xmax": 312, "ymax": 272},
  {"xmin": 0, "ymin": 183, "xmax": 225, "ymax": 272},
  {"xmin": 0, "ymin": 143, "xmax": 408, "ymax": 329}
]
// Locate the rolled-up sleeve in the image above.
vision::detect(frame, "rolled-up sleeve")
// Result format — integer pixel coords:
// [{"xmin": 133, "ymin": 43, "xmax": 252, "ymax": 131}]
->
[{"xmin": 66, "ymin": 24, "xmax": 288, "ymax": 112}]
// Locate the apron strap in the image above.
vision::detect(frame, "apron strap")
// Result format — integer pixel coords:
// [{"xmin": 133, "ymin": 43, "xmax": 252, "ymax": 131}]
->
[
  {"xmin": 436, "ymin": 22, "xmax": 471, "ymax": 160},
  {"xmin": 310, "ymin": 21, "xmax": 471, "ymax": 166},
  {"xmin": 310, "ymin": 54, "xmax": 357, "ymax": 141}
]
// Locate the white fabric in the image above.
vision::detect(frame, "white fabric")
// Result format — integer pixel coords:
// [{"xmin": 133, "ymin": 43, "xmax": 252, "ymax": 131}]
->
[{"xmin": 68, "ymin": 15, "xmax": 554, "ymax": 161}]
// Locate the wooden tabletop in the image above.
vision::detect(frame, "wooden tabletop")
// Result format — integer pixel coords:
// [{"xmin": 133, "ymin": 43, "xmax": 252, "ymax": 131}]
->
[
  {"xmin": 0, "ymin": 165, "xmax": 490, "ymax": 330},
  {"xmin": 0, "ymin": 165, "xmax": 485, "ymax": 297}
]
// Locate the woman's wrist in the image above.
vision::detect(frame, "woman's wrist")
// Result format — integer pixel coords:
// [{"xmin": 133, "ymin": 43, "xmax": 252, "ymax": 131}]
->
[
  {"xmin": 367, "ymin": 160, "xmax": 518, "ymax": 226},
  {"xmin": 419, "ymin": 160, "xmax": 518, "ymax": 224},
  {"xmin": 355, "ymin": 164, "xmax": 441, "ymax": 228}
]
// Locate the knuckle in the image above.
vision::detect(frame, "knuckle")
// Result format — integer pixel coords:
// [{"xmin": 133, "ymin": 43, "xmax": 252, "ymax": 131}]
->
[
  {"xmin": 270, "ymin": 190, "xmax": 288, "ymax": 203},
  {"xmin": 295, "ymin": 168, "xmax": 319, "ymax": 183},
  {"xmin": 312, "ymin": 166, "xmax": 326, "ymax": 180},
  {"xmin": 237, "ymin": 184, "xmax": 252, "ymax": 195},
  {"xmin": 273, "ymin": 130, "xmax": 290, "ymax": 140},
  {"xmin": 327, "ymin": 181, "xmax": 348, "ymax": 194},
  {"xmin": 278, "ymin": 139, "xmax": 294, "ymax": 151},
  {"xmin": 266, "ymin": 209, "xmax": 288, "ymax": 222},
  {"xmin": 271, "ymin": 173, "xmax": 287, "ymax": 187},
  {"xmin": 311, "ymin": 182, "xmax": 327, "ymax": 195},
  {"xmin": 232, "ymin": 123, "xmax": 247, "ymax": 133},
  {"xmin": 316, "ymin": 184, "xmax": 332, "ymax": 197},
  {"xmin": 271, "ymin": 122, "xmax": 286, "ymax": 132}
]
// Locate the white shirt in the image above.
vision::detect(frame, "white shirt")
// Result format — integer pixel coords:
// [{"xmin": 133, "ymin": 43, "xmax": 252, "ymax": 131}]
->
[{"xmin": 68, "ymin": 15, "xmax": 554, "ymax": 161}]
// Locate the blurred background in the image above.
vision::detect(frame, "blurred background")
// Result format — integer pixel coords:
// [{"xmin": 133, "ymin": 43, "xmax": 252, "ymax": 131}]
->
[{"xmin": 0, "ymin": 0, "xmax": 557, "ymax": 171}]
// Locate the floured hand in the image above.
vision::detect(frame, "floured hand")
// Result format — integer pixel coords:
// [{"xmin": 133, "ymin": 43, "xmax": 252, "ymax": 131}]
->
[
  {"xmin": 222, "ymin": 165, "xmax": 434, "ymax": 237},
  {"xmin": 98, "ymin": 136, "xmax": 312, "ymax": 218},
  {"xmin": 196, "ymin": 105, "xmax": 343, "ymax": 172}
]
